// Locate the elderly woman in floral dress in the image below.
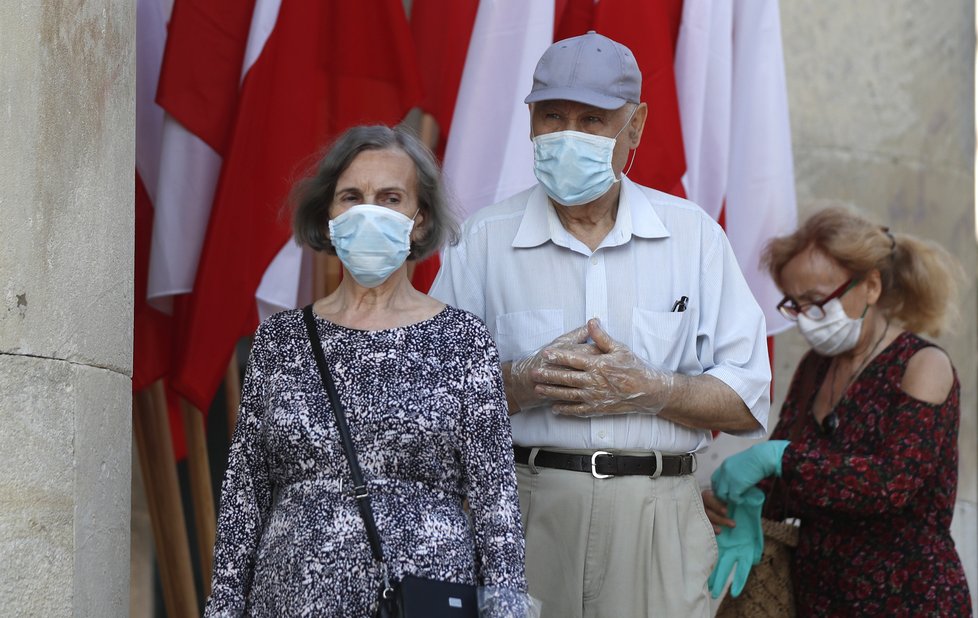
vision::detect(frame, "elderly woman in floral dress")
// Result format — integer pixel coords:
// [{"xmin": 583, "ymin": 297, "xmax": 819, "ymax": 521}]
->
[{"xmin": 205, "ymin": 125, "xmax": 531, "ymax": 617}]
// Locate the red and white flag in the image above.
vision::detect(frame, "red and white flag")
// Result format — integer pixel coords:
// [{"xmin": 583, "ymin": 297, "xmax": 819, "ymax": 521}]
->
[
  {"xmin": 172, "ymin": 0, "xmax": 423, "ymax": 411},
  {"xmin": 410, "ymin": 0, "xmax": 479, "ymax": 160},
  {"xmin": 133, "ymin": 0, "xmax": 187, "ymax": 457},
  {"xmin": 441, "ymin": 0, "xmax": 555, "ymax": 220},
  {"xmin": 675, "ymin": 0, "xmax": 796, "ymax": 335},
  {"xmin": 147, "ymin": 0, "xmax": 254, "ymax": 312},
  {"xmin": 134, "ymin": 0, "xmax": 170, "ymax": 383},
  {"xmin": 406, "ymin": 0, "xmax": 480, "ymax": 292},
  {"xmin": 592, "ymin": 0, "xmax": 687, "ymax": 195}
]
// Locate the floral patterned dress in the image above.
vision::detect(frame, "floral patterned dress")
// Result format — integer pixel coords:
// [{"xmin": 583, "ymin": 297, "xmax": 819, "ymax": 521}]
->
[
  {"xmin": 764, "ymin": 331, "xmax": 971, "ymax": 617},
  {"xmin": 205, "ymin": 306, "xmax": 527, "ymax": 617}
]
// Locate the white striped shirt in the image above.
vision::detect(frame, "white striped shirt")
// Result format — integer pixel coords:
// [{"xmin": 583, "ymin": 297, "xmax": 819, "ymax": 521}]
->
[{"xmin": 430, "ymin": 178, "xmax": 770, "ymax": 452}]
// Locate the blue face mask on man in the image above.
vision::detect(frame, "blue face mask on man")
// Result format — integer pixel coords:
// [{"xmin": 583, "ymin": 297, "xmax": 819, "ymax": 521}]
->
[
  {"xmin": 531, "ymin": 106, "xmax": 636, "ymax": 206},
  {"xmin": 328, "ymin": 204, "xmax": 417, "ymax": 288}
]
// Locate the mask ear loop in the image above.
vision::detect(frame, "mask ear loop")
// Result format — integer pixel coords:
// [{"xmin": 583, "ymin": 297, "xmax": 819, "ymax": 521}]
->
[
  {"xmin": 408, "ymin": 208, "xmax": 422, "ymax": 258},
  {"xmin": 621, "ymin": 148, "xmax": 637, "ymax": 179},
  {"xmin": 617, "ymin": 104, "xmax": 639, "ymax": 179}
]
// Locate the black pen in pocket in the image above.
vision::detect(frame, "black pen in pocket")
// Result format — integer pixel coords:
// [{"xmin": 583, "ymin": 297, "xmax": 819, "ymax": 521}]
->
[{"xmin": 671, "ymin": 296, "xmax": 688, "ymax": 312}]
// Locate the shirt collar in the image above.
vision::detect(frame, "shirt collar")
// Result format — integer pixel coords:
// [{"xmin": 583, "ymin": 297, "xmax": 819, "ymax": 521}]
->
[{"xmin": 512, "ymin": 177, "xmax": 670, "ymax": 249}]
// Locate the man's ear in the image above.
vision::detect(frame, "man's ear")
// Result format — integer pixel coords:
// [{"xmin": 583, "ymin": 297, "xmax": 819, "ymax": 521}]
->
[{"xmin": 627, "ymin": 102, "xmax": 648, "ymax": 148}]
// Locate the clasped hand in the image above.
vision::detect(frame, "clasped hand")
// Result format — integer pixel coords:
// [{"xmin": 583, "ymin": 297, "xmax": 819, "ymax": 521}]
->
[{"xmin": 520, "ymin": 318, "xmax": 674, "ymax": 417}]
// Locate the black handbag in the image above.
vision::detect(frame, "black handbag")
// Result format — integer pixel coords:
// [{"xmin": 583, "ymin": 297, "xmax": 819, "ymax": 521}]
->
[{"xmin": 302, "ymin": 305, "xmax": 480, "ymax": 618}]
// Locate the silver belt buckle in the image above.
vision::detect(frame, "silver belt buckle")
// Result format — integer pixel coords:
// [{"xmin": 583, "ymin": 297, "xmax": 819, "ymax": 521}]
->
[
  {"xmin": 590, "ymin": 450, "xmax": 613, "ymax": 479},
  {"xmin": 649, "ymin": 450, "xmax": 664, "ymax": 479}
]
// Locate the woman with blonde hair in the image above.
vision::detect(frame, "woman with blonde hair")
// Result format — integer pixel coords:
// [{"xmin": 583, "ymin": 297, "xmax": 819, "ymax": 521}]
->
[{"xmin": 705, "ymin": 206, "xmax": 971, "ymax": 615}]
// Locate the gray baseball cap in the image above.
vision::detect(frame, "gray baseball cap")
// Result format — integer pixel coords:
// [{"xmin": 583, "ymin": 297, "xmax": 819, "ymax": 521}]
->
[{"xmin": 524, "ymin": 31, "xmax": 642, "ymax": 110}]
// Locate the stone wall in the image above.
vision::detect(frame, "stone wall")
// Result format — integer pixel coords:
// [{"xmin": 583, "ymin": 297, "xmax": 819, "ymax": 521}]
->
[{"xmin": 0, "ymin": 2, "xmax": 134, "ymax": 616}]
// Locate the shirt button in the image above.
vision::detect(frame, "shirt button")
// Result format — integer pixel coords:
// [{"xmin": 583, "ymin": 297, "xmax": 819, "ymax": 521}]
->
[
  {"xmin": 597, "ymin": 431, "xmax": 607, "ymax": 439},
  {"xmin": 591, "ymin": 257, "xmax": 598, "ymax": 266}
]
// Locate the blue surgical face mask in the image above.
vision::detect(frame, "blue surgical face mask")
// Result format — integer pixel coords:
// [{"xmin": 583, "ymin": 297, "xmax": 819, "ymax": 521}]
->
[
  {"xmin": 531, "ymin": 106, "xmax": 636, "ymax": 206},
  {"xmin": 328, "ymin": 204, "xmax": 416, "ymax": 288}
]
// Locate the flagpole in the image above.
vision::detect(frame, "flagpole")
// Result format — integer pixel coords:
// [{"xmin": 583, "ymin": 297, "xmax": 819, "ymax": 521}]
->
[
  {"xmin": 180, "ymin": 399, "xmax": 217, "ymax": 597},
  {"xmin": 313, "ymin": 252, "xmax": 343, "ymax": 301},
  {"xmin": 133, "ymin": 381, "xmax": 199, "ymax": 616},
  {"xmin": 419, "ymin": 112, "xmax": 439, "ymax": 152},
  {"xmin": 313, "ymin": 252, "xmax": 329, "ymax": 301}
]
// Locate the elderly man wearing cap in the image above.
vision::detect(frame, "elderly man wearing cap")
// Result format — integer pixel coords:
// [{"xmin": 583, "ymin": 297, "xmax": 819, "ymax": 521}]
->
[{"xmin": 430, "ymin": 31, "xmax": 770, "ymax": 617}]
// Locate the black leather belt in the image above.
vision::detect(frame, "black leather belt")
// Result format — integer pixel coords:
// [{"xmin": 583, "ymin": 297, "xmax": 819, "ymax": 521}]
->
[{"xmin": 514, "ymin": 446, "xmax": 696, "ymax": 479}]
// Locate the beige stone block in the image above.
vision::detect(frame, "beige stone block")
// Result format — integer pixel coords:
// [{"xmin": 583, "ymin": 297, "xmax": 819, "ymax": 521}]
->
[
  {"xmin": 0, "ymin": 1, "xmax": 135, "ymax": 374},
  {"xmin": 781, "ymin": 0, "xmax": 974, "ymax": 168},
  {"xmin": 0, "ymin": 355, "xmax": 131, "ymax": 617}
]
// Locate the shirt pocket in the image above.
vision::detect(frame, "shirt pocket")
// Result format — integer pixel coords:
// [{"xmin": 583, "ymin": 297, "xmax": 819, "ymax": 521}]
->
[
  {"xmin": 494, "ymin": 309, "xmax": 565, "ymax": 362},
  {"xmin": 631, "ymin": 307, "xmax": 692, "ymax": 370}
]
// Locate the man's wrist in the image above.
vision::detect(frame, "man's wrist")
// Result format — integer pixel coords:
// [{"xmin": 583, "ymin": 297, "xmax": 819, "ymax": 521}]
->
[{"xmin": 503, "ymin": 361, "xmax": 540, "ymax": 414}]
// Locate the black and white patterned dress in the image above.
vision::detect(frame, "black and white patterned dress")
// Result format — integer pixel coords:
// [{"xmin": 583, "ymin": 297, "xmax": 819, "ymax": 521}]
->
[{"xmin": 205, "ymin": 306, "xmax": 527, "ymax": 617}]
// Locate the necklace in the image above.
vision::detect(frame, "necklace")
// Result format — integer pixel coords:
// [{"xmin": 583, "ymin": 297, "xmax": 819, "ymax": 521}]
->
[{"xmin": 828, "ymin": 319, "xmax": 890, "ymax": 406}]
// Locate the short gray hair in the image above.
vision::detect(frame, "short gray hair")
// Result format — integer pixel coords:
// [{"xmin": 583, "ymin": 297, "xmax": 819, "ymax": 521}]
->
[{"xmin": 292, "ymin": 125, "xmax": 458, "ymax": 260}]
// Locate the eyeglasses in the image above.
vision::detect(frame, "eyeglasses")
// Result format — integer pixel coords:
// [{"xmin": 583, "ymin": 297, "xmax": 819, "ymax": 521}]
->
[{"xmin": 777, "ymin": 277, "xmax": 860, "ymax": 321}]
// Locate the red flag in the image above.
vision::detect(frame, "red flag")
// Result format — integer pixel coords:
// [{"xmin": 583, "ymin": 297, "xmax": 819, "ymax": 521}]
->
[
  {"xmin": 134, "ymin": 0, "xmax": 191, "ymax": 460},
  {"xmin": 410, "ymin": 0, "xmax": 478, "ymax": 159},
  {"xmin": 133, "ymin": 0, "xmax": 169, "ymax": 388},
  {"xmin": 147, "ymin": 0, "xmax": 255, "ymax": 312},
  {"xmin": 408, "ymin": 0, "xmax": 479, "ymax": 293},
  {"xmin": 674, "ymin": 0, "xmax": 796, "ymax": 333},
  {"xmin": 554, "ymin": 0, "xmax": 594, "ymax": 41},
  {"xmin": 593, "ymin": 0, "xmax": 686, "ymax": 196},
  {"xmin": 409, "ymin": 258, "xmax": 442, "ymax": 294},
  {"xmin": 172, "ymin": 1, "xmax": 423, "ymax": 411},
  {"xmin": 134, "ymin": 173, "xmax": 172, "ymax": 391},
  {"xmin": 156, "ymin": 0, "xmax": 256, "ymax": 155}
]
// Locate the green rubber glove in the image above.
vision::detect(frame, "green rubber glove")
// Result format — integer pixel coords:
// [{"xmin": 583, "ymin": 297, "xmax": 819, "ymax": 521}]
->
[
  {"xmin": 711, "ymin": 440, "xmax": 789, "ymax": 504},
  {"xmin": 708, "ymin": 486, "xmax": 765, "ymax": 599}
]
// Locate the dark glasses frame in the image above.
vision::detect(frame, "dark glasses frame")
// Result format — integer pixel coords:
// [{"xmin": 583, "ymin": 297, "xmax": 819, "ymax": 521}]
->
[{"xmin": 777, "ymin": 277, "xmax": 860, "ymax": 321}]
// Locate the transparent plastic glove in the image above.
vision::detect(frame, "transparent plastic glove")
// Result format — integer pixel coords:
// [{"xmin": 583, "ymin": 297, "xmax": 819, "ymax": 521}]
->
[
  {"xmin": 477, "ymin": 586, "xmax": 542, "ymax": 618},
  {"xmin": 508, "ymin": 325, "xmax": 595, "ymax": 411},
  {"xmin": 708, "ymin": 486, "xmax": 765, "ymax": 599},
  {"xmin": 531, "ymin": 318, "xmax": 675, "ymax": 417},
  {"xmin": 711, "ymin": 440, "xmax": 790, "ymax": 503}
]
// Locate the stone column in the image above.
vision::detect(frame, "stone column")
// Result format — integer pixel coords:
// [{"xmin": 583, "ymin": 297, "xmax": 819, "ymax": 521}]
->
[
  {"xmin": 778, "ymin": 0, "xmax": 977, "ymax": 608},
  {"xmin": 0, "ymin": 3, "xmax": 134, "ymax": 617}
]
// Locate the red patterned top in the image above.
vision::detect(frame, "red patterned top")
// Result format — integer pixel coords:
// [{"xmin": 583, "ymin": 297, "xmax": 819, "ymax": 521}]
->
[{"xmin": 765, "ymin": 331, "xmax": 971, "ymax": 617}]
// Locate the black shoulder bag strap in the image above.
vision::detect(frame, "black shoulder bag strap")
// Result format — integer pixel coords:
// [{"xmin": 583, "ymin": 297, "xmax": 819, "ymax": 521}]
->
[{"xmin": 301, "ymin": 305, "xmax": 388, "ymax": 570}]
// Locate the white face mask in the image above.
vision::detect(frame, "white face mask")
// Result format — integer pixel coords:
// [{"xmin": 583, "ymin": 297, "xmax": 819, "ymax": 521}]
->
[
  {"xmin": 328, "ymin": 204, "xmax": 416, "ymax": 288},
  {"xmin": 796, "ymin": 298, "xmax": 864, "ymax": 356},
  {"xmin": 531, "ymin": 106, "xmax": 636, "ymax": 206}
]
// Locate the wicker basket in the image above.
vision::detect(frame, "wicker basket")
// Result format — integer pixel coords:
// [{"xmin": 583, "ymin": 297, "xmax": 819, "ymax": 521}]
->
[{"xmin": 715, "ymin": 518, "xmax": 799, "ymax": 618}]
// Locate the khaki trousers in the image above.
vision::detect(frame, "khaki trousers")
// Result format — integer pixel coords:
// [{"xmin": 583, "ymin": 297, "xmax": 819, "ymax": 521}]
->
[{"xmin": 516, "ymin": 453, "xmax": 717, "ymax": 618}]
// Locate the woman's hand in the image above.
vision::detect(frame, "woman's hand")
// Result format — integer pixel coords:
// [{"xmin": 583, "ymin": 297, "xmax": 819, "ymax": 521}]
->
[
  {"xmin": 711, "ymin": 441, "xmax": 789, "ymax": 503},
  {"xmin": 702, "ymin": 489, "xmax": 735, "ymax": 534}
]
